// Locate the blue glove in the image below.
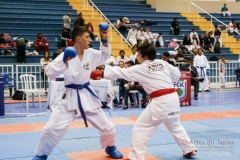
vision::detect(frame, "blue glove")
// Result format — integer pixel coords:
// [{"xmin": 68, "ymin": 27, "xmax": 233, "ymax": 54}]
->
[
  {"xmin": 63, "ymin": 47, "xmax": 77, "ymax": 62},
  {"xmin": 206, "ymin": 69, "xmax": 210, "ymax": 76},
  {"xmin": 99, "ymin": 23, "xmax": 108, "ymax": 43}
]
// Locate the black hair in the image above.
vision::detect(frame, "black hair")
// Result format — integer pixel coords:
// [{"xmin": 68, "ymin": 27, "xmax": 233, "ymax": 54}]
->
[
  {"xmin": 162, "ymin": 51, "xmax": 170, "ymax": 57},
  {"xmin": 185, "ymin": 56, "xmax": 193, "ymax": 62},
  {"xmin": 72, "ymin": 26, "xmax": 88, "ymax": 43},
  {"xmin": 137, "ymin": 42, "xmax": 156, "ymax": 60},
  {"xmin": 126, "ymin": 60, "xmax": 135, "ymax": 66}
]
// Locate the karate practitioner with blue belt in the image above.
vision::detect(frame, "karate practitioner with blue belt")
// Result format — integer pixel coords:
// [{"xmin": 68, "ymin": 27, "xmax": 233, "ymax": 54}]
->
[{"xmin": 32, "ymin": 24, "xmax": 123, "ymax": 160}]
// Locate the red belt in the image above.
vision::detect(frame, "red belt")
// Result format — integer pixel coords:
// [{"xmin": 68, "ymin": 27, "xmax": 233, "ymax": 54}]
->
[{"xmin": 149, "ymin": 88, "xmax": 177, "ymax": 99}]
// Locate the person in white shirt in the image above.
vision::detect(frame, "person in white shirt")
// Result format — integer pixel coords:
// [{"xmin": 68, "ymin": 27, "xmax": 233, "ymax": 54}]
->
[
  {"xmin": 116, "ymin": 49, "xmax": 129, "ymax": 63},
  {"xmin": 190, "ymin": 29, "xmax": 199, "ymax": 41},
  {"xmin": 193, "ymin": 48, "xmax": 211, "ymax": 92},
  {"xmin": 128, "ymin": 45, "xmax": 138, "ymax": 64},
  {"xmin": 105, "ymin": 55, "xmax": 117, "ymax": 66},
  {"xmin": 219, "ymin": 55, "xmax": 228, "ymax": 88},
  {"xmin": 191, "ymin": 35, "xmax": 201, "ymax": 49},
  {"xmin": 103, "ymin": 42, "xmax": 197, "ymax": 160},
  {"xmin": 228, "ymin": 19, "xmax": 239, "ymax": 34},
  {"xmin": 62, "ymin": 13, "xmax": 71, "ymax": 32},
  {"xmin": 126, "ymin": 25, "xmax": 138, "ymax": 46},
  {"xmin": 143, "ymin": 27, "xmax": 154, "ymax": 44},
  {"xmin": 40, "ymin": 52, "xmax": 52, "ymax": 91},
  {"xmin": 154, "ymin": 32, "xmax": 164, "ymax": 47},
  {"xmin": 137, "ymin": 27, "xmax": 145, "ymax": 44}
]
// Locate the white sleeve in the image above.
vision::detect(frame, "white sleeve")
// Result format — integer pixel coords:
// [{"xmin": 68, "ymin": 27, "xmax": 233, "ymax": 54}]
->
[
  {"xmin": 104, "ymin": 65, "xmax": 137, "ymax": 82},
  {"xmin": 167, "ymin": 62, "xmax": 181, "ymax": 82},
  {"xmin": 126, "ymin": 29, "xmax": 131, "ymax": 40},
  {"xmin": 45, "ymin": 53, "xmax": 68, "ymax": 79}
]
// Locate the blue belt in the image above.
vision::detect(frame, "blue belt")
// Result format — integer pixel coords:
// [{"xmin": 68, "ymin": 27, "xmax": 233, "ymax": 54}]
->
[
  {"xmin": 196, "ymin": 66, "xmax": 206, "ymax": 77},
  {"xmin": 65, "ymin": 82, "xmax": 103, "ymax": 128}
]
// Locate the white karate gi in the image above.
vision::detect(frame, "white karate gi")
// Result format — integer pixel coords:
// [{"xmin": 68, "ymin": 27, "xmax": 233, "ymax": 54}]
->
[
  {"xmin": 129, "ymin": 52, "xmax": 138, "ymax": 63},
  {"xmin": 104, "ymin": 59, "xmax": 197, "ymax": 160},
  {"xmin": 194, "ymin": 54, "xmax": 210, "ymax": 90},
  {"xmin": 143, "ymin": 31, "xmax": 154, "ymax": 44},
  {"xmin": 219, "ymin": 60, "xmax": 226, "ymax": 86},
  {"xmin": 126, "ymin": 28, "xmax": 137, "ymax": 46},
  {"xmin": 35, "ymin": 43, "xmax": 117, "ymax": 156},
  {"xmin": 137, "ymin": 30, "xmax": 145, "ymax": 43}
]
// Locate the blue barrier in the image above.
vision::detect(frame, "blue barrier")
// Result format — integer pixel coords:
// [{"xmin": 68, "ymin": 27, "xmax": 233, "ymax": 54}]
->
[{"xmin": 0, "ymin": 75, "xmax": 5, "ymax": 116}]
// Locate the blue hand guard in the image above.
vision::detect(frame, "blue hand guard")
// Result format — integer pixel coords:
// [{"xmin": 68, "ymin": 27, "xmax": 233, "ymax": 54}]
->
[
  {"xmin": 99, "ymin": 23, "xmax": 108, "ymax": 43},
  {"xmin": 63, "ymin": 47, "xmax": 77, "ymax": 62}
]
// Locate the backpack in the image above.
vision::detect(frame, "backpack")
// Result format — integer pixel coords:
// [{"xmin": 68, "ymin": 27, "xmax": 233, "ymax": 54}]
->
[{"xmin": 12, "ymin": 90, "xmax": 26, "ymax": 100}]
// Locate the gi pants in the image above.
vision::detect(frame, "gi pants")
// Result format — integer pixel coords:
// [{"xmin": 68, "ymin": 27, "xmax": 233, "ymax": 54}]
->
[
  {"xmin": 35, "ymin": 99, "xmax": 116, "ymax": 156},
  {"xmin": 128, "ymin": 93, "xmax": 197, "ymax": 160}
]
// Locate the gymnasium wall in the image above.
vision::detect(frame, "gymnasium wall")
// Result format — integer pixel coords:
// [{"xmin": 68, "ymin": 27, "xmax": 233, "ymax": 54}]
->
[{"xmin": 146, "ymin": 0, "xmax": 240, "ymax": 13}]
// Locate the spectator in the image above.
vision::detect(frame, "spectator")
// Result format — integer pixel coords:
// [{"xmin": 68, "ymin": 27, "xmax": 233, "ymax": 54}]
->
[
  {"xmin": 74, "ymin": 12, "xmax": 85, "ymax": 27},
  {"xmin": 180, "ymin": 57, "xmax": 200, "ymax": 100},
  {"xmin": 183, "ymin": 34, "xmax": 194, "ymax": 53},
  {"xmin": 62, "ymin": 13, "xmax": 71, "ymax": 32},
  {"xmin": 221, "ymin": 3, "xmax": 231, "ymax": 17},
  {"xmin": 52, "ymin": 47, "xmax": 63, "ymax": 60},
  {"xmin": 190, "ymin": 29, "xmax": 199, "ymax": 41},
  {"xmin": 117, "ymin": 17, "xmax": 128, "ymax": 35},
  {"xmin": 143, "ymin": 27, "xmax": 154, "ymax": 44},
  {"xmin": 174, "ymin": 48, "xmax": 185, "ymax": 63},
  {"xmin": 116, "ymin": 50, "xmax": 129, "ymax": 63},
  {"xmin": 214, "ymin": 25, "xmax": 222, "ymax": 49},
  {"xmin": 129, "ymin": 45, "xmax": 138, "ymax": 64},
  {"xmin": 86, "ymin": 22, "xmax": 95, "ymax": 41},
  {"xmin": 36, "ymin": 33, "xmax": 49, "ymax": 54},
  {"xmin": 16, "ymin": 38, "xmax": 28, "ymax": 63},
  {"xmin": 105, "ymin": 55, "xmax": 116, "ymax": 66},
  {"xmin": 155, "ymin": 33, "xmax": 164, "ymax": 47},
  {"xmin": 193, "ymin": 48, "xmax": 211, "ymax": 92},
  {"xmin": 204, "ymin": 32, "xmax": 214, "ymax": 53},
  {"xmin": 162, "ymin": 51, "xmax": 175, "ymax": 66},
  {"xmin": 0, "ymin": 33, "xmax": 9, "ymax": 48},
  {"xmin": 117, "ymin": 60, "xmax": 127, "ymax": 104},
  {"xmin": 191, "ymin": 35, "xmax": 200, "ymax": 49},
  {"xmin": 40, "ymin": 52, "xmax": 52, "ymax": 92},
  {"xmin": 228, "ymin": 19, "xmax": 239, "ymax": 35},
  {"xmin": 123, "ymin": 60, "xmax": 147, "ymax": 109},
  {"xmin": 126, "ymin": 25, "xmax": 137, "ymax": 46},
  {"xmin": 137, "ymin": 27, "xmax": 145, "ymax": 45},
  {"xmin": 171, "ymin": 18, "xmax": 180, "ymax": 35},
  {"xmin": 60, "ymin": 28, "xmax": 71, "ymax": 47}
]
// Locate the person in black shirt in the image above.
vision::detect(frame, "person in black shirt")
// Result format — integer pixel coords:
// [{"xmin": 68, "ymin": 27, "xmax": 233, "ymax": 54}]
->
[
  {"xmin": 171, "ymin": 18, "xmax": 180, "ymax": 35},
  {"xmin": 162, "ymin": 51, "xmax": 175, "ymax": 66},
  {"xmin": 74, "ymin": 12, "xmax": 85, "ymax": 27}
]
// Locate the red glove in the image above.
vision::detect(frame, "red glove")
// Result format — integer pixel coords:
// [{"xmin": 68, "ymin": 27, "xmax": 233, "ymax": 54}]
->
[{"xmin": 91, "ymin": 70, "xmax": 103, "ymax": 80}]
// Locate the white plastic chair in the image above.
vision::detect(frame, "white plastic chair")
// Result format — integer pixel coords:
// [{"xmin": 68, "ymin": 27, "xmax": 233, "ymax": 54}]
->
[
  {"xmin": 129, "ymin": 90, "xmax": 141, "ymax": 108},
  {"xmin": 20, "ymin": 74, "xmax": 41, "ymax": 109}
]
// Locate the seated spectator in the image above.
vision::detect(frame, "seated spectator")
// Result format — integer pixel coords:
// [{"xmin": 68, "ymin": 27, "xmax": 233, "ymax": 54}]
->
[
  {"xmin": 154, "ymin": 33, "xmax": 164, "ymax": 48},
  {"xmin": 74, "ymin": 12, "xmax": 85, "ymax": 27},
  {"xmin": 126, "ymin": 25, "xmax": 137, "ymax": 46},
  {"xmin": 105, "ymin": 55, "xmax": 117, "ymax": 66},
  {"xmin": 117, "ymin": 17, "xmax": 128, "ymax": 35},
  {"xmin": 62, "ymin": 13, "xmax": 71, "ymax": 32},
  {"xmin": 53, "ymin": 47, "xmax": 63, "ymax": 60},
  {"xmin": 190, "ymin": 29, "xmax": 199, "ymax": 41},
  {"xmin": 0, "ymin": 33, "xmax": 9, "ymax": 48},
  {"xmin": 123, "ymin": 60, "xmax": 147, "ymax": 109},
  {"xmin": 36, "ymin": 33, "xmax": 49, "ymax": 54},
  {"xmin": 228, "ymin": 19, "xmax": 239, "ymax": 35},
  {"xmin": 162, "ymin": 51, "xmax": 176, "ymax": 66},
  {"xmin": 171, "ymin": 18, "xmax": 180, "ymax": 35},
  {"xmin": 86, "ymin": 22, "xmax": 95, "ymax": 40},
  {"xmin": 60, "ymin": 28, "xmax": 71, "ymax": 47},
  {"xmin": 221, "ymin": 3, "xmax": 231, "ymax": 17},
  {"xmin": 143, "ymin": 27, "xmax": 154, "ymax": 44},
  {"xmin": 116, "ymin": 50, "xmax": 129, "ymax": 63},
  {"xmin": 117, "ymin": 60, "xmax": 127, "ymax": 104},
  {"xmin": 137, "ymin": 27, "xmax": 145, "ymax": 45},
  {"xmin": 183, "ymin": 34, "xmax": 194, "ymax": 53},
  {"xmin": 204, "ymin": 32, "xmax": 214, "ymax": 53},
  {"xmin": 129, "ymin": 45, "xmax": 138, "ymax": 64},
  {"xmin": 180, "ymin": 57, "xmax": 201, "ymax": 100},
  {"xmin": 191, "ymin": 35, "xmax": 201, "ymax": 49},
  {"xmin": 174, "ymin": 48, "xmax": 185, "ymax": 63}
]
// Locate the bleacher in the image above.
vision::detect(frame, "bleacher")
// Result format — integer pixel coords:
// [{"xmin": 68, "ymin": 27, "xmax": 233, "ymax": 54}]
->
[{"xmin": 0, "ymin": 0, "xmax": 239, "ymax": 64}]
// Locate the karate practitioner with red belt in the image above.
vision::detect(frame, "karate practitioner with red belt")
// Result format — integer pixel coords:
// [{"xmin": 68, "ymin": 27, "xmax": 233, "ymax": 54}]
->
[{"xmin": 96, "ymin": 42, "xmax": 198, "ymax": 160}]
